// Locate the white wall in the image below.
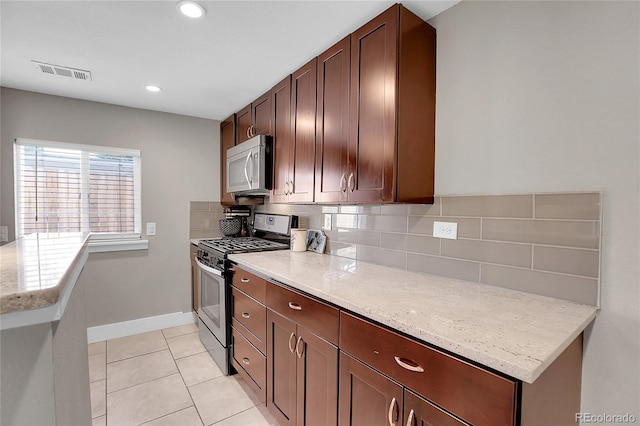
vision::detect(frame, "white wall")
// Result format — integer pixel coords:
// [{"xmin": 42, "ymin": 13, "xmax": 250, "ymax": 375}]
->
[
  {"xmin": 429, "ymin": 0, "xmax": 639, "ymax": 418},
  {"xmin": 0, "ymin": 88, "xmax": 219, "ymax": 325}
]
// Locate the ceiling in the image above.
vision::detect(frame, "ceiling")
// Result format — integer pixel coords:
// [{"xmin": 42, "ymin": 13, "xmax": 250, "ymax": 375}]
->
[{"xmin": 1, "ymin": 1, "xmax": 458, "ymax": 121}]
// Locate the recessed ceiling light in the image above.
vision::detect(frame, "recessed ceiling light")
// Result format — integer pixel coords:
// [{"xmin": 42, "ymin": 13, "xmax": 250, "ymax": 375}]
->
[
  {"xmin": 145, "ymin": 84, "xmax": 162, "ymax": 93},
  {"xmin": 177, "ymin": 0, "xmax": 206, "ymax": 18}
]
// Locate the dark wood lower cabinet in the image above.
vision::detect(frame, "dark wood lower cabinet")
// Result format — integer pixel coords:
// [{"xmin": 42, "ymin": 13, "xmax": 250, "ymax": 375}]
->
[
  {"xmin": 404, "ymin": 389, "xmax": 468, "ymax": 426},
  {"xmin": 338, "ymin": 352, "xmax": 403, "ymax": 426},
  {"xmin": 267, "ymin": 309, "xmax": 338, "ymax": 426}
]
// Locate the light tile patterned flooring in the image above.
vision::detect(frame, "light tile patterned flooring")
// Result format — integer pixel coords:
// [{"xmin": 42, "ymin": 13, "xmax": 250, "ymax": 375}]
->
[{"xmin": 88, "ymin": 323, "xmax": 279, "ymax": 426}]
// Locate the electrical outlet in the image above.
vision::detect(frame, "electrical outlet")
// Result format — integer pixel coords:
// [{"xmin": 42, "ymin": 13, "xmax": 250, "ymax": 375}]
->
[
  {"xmin": 0, "ymin": 226, "xmax": 7, "ymax": 242},
  {"xmin": 146, "ymin": 222, "xmax": 156, "ymax": 236},
  {"xmin": 322, "ymin": 214, "xmax": 332, "ymax": 231},
  {"xmin": 433, "ymin": 221, "xmax": 457, "ymax": 239}
]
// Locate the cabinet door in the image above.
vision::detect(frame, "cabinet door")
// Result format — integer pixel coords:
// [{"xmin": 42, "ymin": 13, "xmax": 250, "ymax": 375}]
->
[
  {"xmin": 253, "ymin": 91, "xmax": 272, "ymax": 137},
  {"xmin": 220, "ymin": 114, "xmax": 236, "ymax": 205},
  {"xmin": 289, "ymin": 58, "xmax": 317, "ymax": 203},
  {"xmin": 270, "ymin": 76, "xmax": 292, "ymax": 203},
  {"xmin": 339, "ymin": 352, "xmax": 403, "ymax": 426},
  {"xmin": 404, "ymin": 389, "xmax": 468, "ymax": 426},
  {"xmin": 236, "ymin": 104, "xmax": 252, "ymax": 145},
  {"xmin": 267, "ymin": 309, "xmax": 297, "ymax": 426},
  {"xmin": 349, "ymin": 5, "xmax": 398, "ymax": 203},
  {"xmin": 315, "ymin": 36, "xmax": 350, "ymax": 204},
  {"xmin": 296, "ymin": 326, "xmax": 338, "ymax": 426}
]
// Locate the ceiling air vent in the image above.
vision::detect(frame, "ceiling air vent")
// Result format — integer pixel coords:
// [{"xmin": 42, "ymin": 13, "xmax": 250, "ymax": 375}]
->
[{"xmin": 32, "ymin": 61, "xmax": 92, "ymax": 82}]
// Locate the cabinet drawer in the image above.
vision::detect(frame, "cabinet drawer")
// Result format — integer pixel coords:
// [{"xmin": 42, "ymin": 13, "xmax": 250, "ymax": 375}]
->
[
  {"xmin": 232, "ymin": 327, "xmax": 266, "ymax": 397},
  {"xmin": 267, "ymin": 282, "xmax": 339, "ymax": 345},
  {"xmin": 231, "ymin": 287, "xmax": 266, "ymax": 353},
  {"xmin": 340, "ymin": 312, "xmax": 517, "ymax": 426},
  {"xmin": 232, "ymin": 266, "xmax": 267, "ymax": 304}
]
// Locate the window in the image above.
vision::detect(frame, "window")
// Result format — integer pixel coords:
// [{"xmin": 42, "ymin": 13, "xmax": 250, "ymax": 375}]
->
[{"xmin": 14, "ymin": 138, "xmax": 142, "ymax": 242}]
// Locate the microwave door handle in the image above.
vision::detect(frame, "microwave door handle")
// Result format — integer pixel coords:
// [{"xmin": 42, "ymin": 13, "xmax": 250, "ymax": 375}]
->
[
  {"xmin": 248, "ymin": 152, "xmax": 255, "ymax": 185},
  {"xmin": 195, "ymin": 258, "xmax": 223, "ymax": 277},
  {"xmin": 244, "ymin": 151, "xmax": 252, "ymax": 186}
]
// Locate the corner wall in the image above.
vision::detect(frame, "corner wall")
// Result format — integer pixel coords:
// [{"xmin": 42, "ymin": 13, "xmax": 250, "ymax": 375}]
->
[{"xmin": 0, "ymin": 88, "xmax": 219, "ymax": 325}]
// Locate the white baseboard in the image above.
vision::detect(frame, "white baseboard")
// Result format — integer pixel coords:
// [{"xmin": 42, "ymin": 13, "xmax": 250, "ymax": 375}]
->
[{"xmin": 87, "ymin": 311, "xmax": 197, "ymax": 343}]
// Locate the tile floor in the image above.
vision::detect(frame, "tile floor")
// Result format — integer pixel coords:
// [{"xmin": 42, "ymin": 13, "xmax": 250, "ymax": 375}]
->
[{"xmin": 88, "ymin": 323, "xmax": 279, "ymax": 426}]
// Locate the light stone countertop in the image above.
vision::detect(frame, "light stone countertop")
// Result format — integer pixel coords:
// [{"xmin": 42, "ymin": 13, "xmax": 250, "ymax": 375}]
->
[
  {"xmin": 0, "ymin": 233, "xmax": 89, "ymax": 317},
  {"xmin": 228, "ymin": 250, "xmax": 598, "ymax": 384}
]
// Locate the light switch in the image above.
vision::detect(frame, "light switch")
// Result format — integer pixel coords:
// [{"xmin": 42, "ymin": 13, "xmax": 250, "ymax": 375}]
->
[
  {"xmin": 322, "ymin": 214, "xmax": 332, "ymax": 231},
  {"xmin": 146, "ymin": 222, "xmax": 157, "ymax": 236}
]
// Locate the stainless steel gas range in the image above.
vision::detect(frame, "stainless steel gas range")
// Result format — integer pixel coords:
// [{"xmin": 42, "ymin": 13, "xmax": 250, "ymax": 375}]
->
[{"xmin": 194, "ymin": 213, "xmax": 296, "ymax": 374}]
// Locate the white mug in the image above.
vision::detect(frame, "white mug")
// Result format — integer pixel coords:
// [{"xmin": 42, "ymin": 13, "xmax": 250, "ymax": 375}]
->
[{"xmin": 290, "ymin": 229, "xmax": 307, "ymax": 252}]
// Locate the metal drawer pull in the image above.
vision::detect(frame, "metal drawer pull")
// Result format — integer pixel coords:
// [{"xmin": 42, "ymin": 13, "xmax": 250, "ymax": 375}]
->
[
  {"xmin": 406, "ymin": 409, "xmax": 415, "ymax": 426},
  {"xmin": 240, "ymin": 278, "xmax": 250, "ymax": 283},
  {"xmin": 295, "ymin": 336, "xmax": 304, "ymax": 358},
  {"xmin": 241, "ymin": 312, "xmax": 250, "ymax": 319},
  {"xmin": 242, "ymin": 357, "xmax": 251, "ymax": 365},
  {"xmin": 288, "ymin": 332, "xmax": 296, "ymax": 353},
  {"xmin": 288, "ymin": 302, "xmax": 302, "ymax": 311},
  {"xmin": 394, "ymin": 356, "xmax": 425, "ymax": 373},
  {"xmin": 388, "ymin": 397, "xmax": 398, "ymax": 426}
]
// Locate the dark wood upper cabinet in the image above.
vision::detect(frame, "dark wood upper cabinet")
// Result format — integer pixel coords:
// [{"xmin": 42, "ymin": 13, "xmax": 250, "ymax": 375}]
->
[
  {"xmin": 236, "ymin": 91, "xmax": 272, "ymax": 145},
  {"xmin": 220, "ymin": 114, "xmax": 236, "ymax": 205},
  {"xmin": 289, "ymin": 58, "xmax": 317, "ymax": 203},
  {"xmin": 270, "ymin": 76, "xmax": 292, "ymax": 203},
  {"xmin": 347, "ymin": 4, "xmax": 436, "ymax": 203},
  {"xmin": 315, "ymin": 36, "xmax": 350, "ymax": 204}
]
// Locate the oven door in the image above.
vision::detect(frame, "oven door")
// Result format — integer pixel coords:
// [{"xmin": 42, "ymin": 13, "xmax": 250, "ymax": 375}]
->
[{"xmin": 196, "ymin": 259, "xmax": 228, "ymax": 348}]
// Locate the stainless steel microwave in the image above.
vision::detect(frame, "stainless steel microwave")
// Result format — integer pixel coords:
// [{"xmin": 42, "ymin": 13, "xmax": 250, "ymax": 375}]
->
[{"xmin": 226, "ymin": 135, "xmax": 272, "ymax": 195}]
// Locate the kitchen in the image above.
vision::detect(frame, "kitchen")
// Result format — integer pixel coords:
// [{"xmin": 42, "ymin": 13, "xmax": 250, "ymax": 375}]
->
[{"xmin": 0, "ymin": 1, "xmax": 638, "ymax": 426}]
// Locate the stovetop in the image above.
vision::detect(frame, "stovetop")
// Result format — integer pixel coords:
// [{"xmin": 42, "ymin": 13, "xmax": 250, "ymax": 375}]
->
[{"xmin": 199, "ymin": 237, "xmax": 289, "ymax": 255}]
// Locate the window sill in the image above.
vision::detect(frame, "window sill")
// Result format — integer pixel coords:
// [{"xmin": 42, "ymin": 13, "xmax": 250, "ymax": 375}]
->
[{"xmin": 87, "ymin": 239, "xmax": 149, "ymax": 253}]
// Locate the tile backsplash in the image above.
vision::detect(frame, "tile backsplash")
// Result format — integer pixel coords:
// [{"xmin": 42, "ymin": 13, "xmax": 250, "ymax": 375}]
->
[
  {"xmin": 256, "ymin": 192, "xmax": 602, "ymax": 306},
  {"xmin": 189, "ymin": 202, "xmax": 225, "ymax": 239}
]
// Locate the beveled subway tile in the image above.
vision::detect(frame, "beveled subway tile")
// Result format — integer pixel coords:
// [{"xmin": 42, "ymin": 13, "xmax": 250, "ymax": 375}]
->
[
  {"xmin": 190, "ymin": 201, "xmax": 211, "ymax": 211},
  {"xmin": 380, "ymin": 204, "xmax": 408, "ymax": 216},
  {"xmin": 381, "ymin": 233, "xmax": 440, "ymax": 255},
  {"xmin": 408, "ymin": 216, "xmax": 481, "ymax": 239},
  {"xmin": 407, "ymin": 253, "xmax": 480, "ymax": 282},
  {"xmin": 335, "ymin": 214, "xmax": 358, "ymax": 229},
  {"xmin": 328, "ymin": 242, "xmax": 357, "ymax": 259},
  {"xmin": 339, "ymin": 205, "xmax": 381, "ymax": 214},
  {"xmin": 189, "ymin": 229, "xmax": 222, "ymax": 239},
  {"xmin": 534, "ymin": 192, "xmax": 601, "ymax": 220},
  {"xmin": 482, "ymin": 219, "xmax": 599, "ymax": 249},
  {"xmin": 442, "ymin": 195, "xmax": 533, "ymax": 218},
  {"xmin": 107, "ymin": 373, "xmax": 192, "ymax": 426},
  {"xmin": 358, "ymin": 214, "xmax": 407, "ymax": 232},
  {"xmin": 356, "ymin": 246, "xmax": 407, "ymax": 269},
  {"xmin": 480, "ymin": 264, "xmax": 598, "ymax": 305},
  {"xmin": 107, "ymin": 350, "xmax": 178, "ymax": 393},
  {"xmin": 88, "ymin": 341, "xmax": 106, "ymax": 356},
  {"xmin": 533, "ymin": 246, "xmax": 600, "ymax": 278},
  {"xmin": 90, "ymin": 379, "xmax": 106, "ymax": 418},
  {"xmin": 408, "ymin": 198, "xmax": 441, "ymax": 217},
  {"xmin": 92, "ymin": 415, "xmax": 105, "ymax": 426},
  {"xmin": 335, "ymin": 229, "xmax": 381, "ymax": 247},
  {"xmin": 321, "ymin": 206, "xmax": 339, "ymax": 213},
  {"xmin": 441, "ymin": 239, "xmax": 532, "ymax": 268}
]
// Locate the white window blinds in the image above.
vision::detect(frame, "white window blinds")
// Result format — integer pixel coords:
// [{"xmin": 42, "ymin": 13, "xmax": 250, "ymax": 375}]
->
[{"xmin": 14, "ymin": 138, "xmax": 141, "ymax": 239}]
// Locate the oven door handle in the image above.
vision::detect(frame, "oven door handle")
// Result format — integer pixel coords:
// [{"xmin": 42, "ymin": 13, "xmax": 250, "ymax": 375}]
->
[{"xmin": 195, "ymin": 258, "xmax": 223, "ymax": 277}]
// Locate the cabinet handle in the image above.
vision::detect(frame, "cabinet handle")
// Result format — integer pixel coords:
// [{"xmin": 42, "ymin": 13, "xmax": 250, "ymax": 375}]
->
[
  {"xmin": 289, "ymin": 180, "xmax": 294, "ymax": 194},
  {"xmin": 394, "ymin": 356, "xmax": 425, "ymax": 373},
  {"xmin": 240, "ymin": 278, "xmax": 250, "ymax": 283},
  {"xmin": 251, "ymin": 126, "xmax": 256, "ymax": 137},
  {"xmin": 246, "ymin": 126, "xmax": 251, "ymax": 139},
  {"xmin": 295, "ymin": 336, "xmax": 304, "ymax": 358},
  {"xmin": 348, "ymin": 172, "xmax": 355, "ymax": 192},
  {"xmin": 288, "ymin": 332, "xmax": 296, "ymax": 353},
  {"xmin": 241, "ymin": 312, "xmax": 250, "ymax": 319},
  {"xmin": 340, "ymin": 174, "xmax": 347, "ymax": 192},
  {"xmin": 284, "ymin": 181, "xmax": 289, "ymax": 195},
  {"xmin": 388, "ymin": 397, "xmax": 399, "ymax": 426},
  {"xmin": 242, "ymin": 357, "xmax": 251, "ymax": 365},
  {"xmin": 406, "ymin": 409, "xmax": 415, "ymax": 426},
  {"xmin": 288, "ymin": 302, "xmax": 302, "ymax": 311}
]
